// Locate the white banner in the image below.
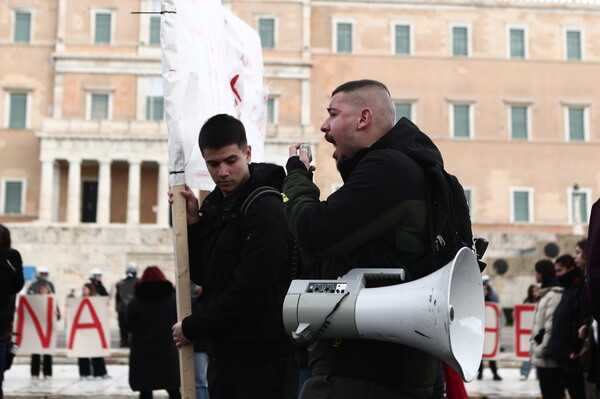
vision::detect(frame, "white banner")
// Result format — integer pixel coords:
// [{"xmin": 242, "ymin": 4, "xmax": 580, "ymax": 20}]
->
[
  {"xmin": 482, "ymin": 302, "xmax": 500, "ymax": 359},
  {"xmin": 161, "ymin": 0, "xmax": 267, "ymax": 190},
  {"xmin": 14, "ymin": 295, "xmax": 57, "ymax": 355},
  {"xmin": 65, "ymin": 297, "xmax": 111, "ymax": 358}
]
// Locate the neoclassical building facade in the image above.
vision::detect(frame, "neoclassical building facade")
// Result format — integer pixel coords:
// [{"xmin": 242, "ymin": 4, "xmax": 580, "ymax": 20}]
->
[{"xmin": 1, "ymin": 0, "xmax": 599, "ymax": 307}]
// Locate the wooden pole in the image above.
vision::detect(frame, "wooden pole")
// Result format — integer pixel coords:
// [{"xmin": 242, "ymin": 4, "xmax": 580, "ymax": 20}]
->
[{"xmin": 170, "ymin": 183, "xmax": 196, "ymax": 399}]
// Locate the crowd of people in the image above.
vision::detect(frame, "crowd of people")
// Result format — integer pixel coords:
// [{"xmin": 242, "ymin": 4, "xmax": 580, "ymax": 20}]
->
[{"xmin": 1, "ymin": 78, "xmax": 600, "ymax": 399}]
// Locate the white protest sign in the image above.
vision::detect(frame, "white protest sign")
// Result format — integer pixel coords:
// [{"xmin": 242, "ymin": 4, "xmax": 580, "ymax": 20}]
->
[
  {"xmin": 65, "ymin": 297, "xmax": 111, "ymax": 358},
  {"xmin": 482, "ymin": 302, "xmax": 500, "ymax": 359},
  {"xmin": 14, "ymin": 295, "xmax": 57, "ymax": 355}
]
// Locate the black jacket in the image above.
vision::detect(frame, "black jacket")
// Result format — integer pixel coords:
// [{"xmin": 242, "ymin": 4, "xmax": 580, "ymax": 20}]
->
[
  {"xmin": 0, "ymin": 247, "xmax": 24, "ymax": 341},
  {"xmin": 127, "ymin": 280, "xmax": 179, "ymax": 391},
  {"xmin": 282, "ymin": 118, "xmax": 440, "ymax": 396},
  {"xmin": 546, "ymin": 267, "xmax": 587, "ymax": 369},
  {"xmin": 181, "ymin": 163, "xmax": 296, "ymax": 367}
]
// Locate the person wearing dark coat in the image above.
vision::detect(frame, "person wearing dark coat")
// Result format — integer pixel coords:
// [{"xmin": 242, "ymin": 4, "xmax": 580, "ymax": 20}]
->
[
  {"xmin": 588, "ymin": 198, "xmax": 600, "ymax": 324},
  {"xmin": 0, "ymin": 224, "xmax": 25, "ymax": 399},
  {"xmin": 546, "ymin": 254, "xmax": 587, "ymax": 399},
  {"xmin": 128, "ymin": 266, "xmax": 180, "ymax": 399}
]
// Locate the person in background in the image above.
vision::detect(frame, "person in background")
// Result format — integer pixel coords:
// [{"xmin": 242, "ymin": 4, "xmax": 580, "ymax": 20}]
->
[
  {"xmin": 116, "ymin": 262, "xmax": 139, "ymax": 348},
  {"xmin": 29, "ymin": 281, "xmax": 58, "ymax": 379},
  {"xmin": 545, "ymin": 254, "xmax": 587, "ymax": 399},
  {"xmin": 520, "ymin": 283, "xmax": 540, "ymax": 380},
  {"xmin": 128, "ymin": 266, "xmax": 180, "ymax": 399},
  {"xmin": 478, "ymin": 281, "xmax": 503, "ymax": 381},
  {"xmin": 77, "ymin": 283, "xmax": 111, "ymax": 380},
  {"xmin": 0, "ymin": 224, "xmax": 25, "ymax": 399},
  {"xmin": 89, "ymin": 269, "xmax": 108, "ymax": 296},
  {"xmin": 27, "ymin": 266, "xmax": 55, "ymax": 297},
  {"xmin": 530, "ymin": 259, "xmax": 565, "ymax": 399}
]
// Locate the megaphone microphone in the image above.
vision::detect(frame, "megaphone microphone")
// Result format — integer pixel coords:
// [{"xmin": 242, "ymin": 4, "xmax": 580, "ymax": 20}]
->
[{"xmin": 282, "ymin": 247, "xmax": 485, "ymax": 382}]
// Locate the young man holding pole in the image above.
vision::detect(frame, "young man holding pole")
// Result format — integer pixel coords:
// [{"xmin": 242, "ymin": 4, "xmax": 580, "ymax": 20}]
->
[{"xmin": 171, "ymin": 114, "xmax": 298, "ymax": 399}]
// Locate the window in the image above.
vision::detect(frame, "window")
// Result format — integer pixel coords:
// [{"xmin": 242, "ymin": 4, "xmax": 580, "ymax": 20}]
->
[
  {"xmin": 258, "ymin": 18, "xmax": 275, "ymax": 49},
  {"xmin": 512, "ymin": 189, "xmax": 531, "ymax": 223},
  {"xmin": 335, "ymin": 22, "xmax": 353, "ymax": 53},
  {"xmin": 8, "ymin": 93, "xmax": 27, "ymax": 128},
  {"xmin": 451, "ymin": 25, "xmax": 469, "ymax": 57},
  {"xmin": 2, "ymin": 180, "xmax": 24, "ymax": 214},
  {"xmin": 149, "ymin": 15, "xmax": 160, "ymax": 45},
  {"xmin": 509, "ymin": 27, "xmax": 525, "ymax": 59},
  {"xmin": 394, "ymin": 24, "xmax": 410, "ymax": 55},
  {"xmin": 567, "ymin": 107, "xmax": 586, "ymax": 142},
  {"xmin": 146, "ymin": 77, "xmax": 163, "ymax": 121},
  {"xmin": 394, "ymin": 103, "xmax": 412, "ymax": 122},
  {"xmin": 463, "ymin": 188, "xmax": 472, "ymax": 215},
  {"xmin": 452, "ymin": 104, "xmax": 471, "ymax": 138},
  {"xmin": 267, "ymin": 97, "xmax": 277, "ymax": 124},
  {"xmin": 571, "ymin": 189, "xmax": 588, "ymax": 224},
  {"xmin": 90, "ymin": 94, "xmax": 109, "ymax": 120},
  {"xmin": 14, "ymin": 10, "xmax": 31, "ymax": 43},
  {"xmin": 94, "ymin": 11, "xmax": 112, "ymax": 44},
  {"xmin": 510, "ymin": 105, "xmax": 528, "ymax": 140},
  {"xmin": 566, "ymin": 29, "xmax": 582, "ymax": 60}
]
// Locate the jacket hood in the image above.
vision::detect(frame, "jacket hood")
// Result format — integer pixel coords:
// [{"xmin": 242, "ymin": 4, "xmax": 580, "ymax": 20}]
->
[
  {"xmin": 558, "ymin": 267, "xmax": 584, "ymax": 288},
  {"xmin": 134, "ymin": 280, "xmax": 174, "ymax": 301},
  {"xmin": 338, "ymin": 117, "xmax": 443, "ymax": 180}
]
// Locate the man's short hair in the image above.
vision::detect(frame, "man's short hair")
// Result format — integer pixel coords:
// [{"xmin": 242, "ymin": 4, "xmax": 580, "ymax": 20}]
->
[
  {"xmin": 198, "ymin": 114, "xmax": 248, "ymax": 153},
  {"xmin": 534, "ymin": 259, "xmax": 555, "ymax": 285},
  {"xmin": 332, "ymin": 79, "xmax": 391, "ymax": 98},
  {"xmin": 555, "ymin": 254, "xmax": 576, "ymax": 269}
]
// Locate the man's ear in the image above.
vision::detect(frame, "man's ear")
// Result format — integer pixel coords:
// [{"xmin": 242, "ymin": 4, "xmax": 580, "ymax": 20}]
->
[
  {"xmin": 245, "ymin": 145, "xmax": 252, "ymax": 163},
  {"xmin": 357, "ymin": 108, "xmax": 373, "ymax": 130}
]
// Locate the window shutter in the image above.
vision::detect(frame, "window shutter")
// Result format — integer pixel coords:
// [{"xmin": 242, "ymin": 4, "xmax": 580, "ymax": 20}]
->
[{"xmin": 9, "ymin": 93, "xmax": 27, "ymax": 128}]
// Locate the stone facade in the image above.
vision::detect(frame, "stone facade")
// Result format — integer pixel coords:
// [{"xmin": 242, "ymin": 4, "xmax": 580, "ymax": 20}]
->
[{"xmin": 0, "ymin": 0, "xmax": 599, "ymax": 311}]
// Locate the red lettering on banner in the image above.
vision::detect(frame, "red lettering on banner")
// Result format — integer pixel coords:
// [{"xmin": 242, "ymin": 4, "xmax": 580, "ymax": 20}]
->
[
  {"xmin": 483, "ymin": 302, "xmax": 500, "ymax": 358},
  {"xmin": 15, "ymin": 296, "xmax": 54, "ymax": 348},
  {"xmin": 514, "ymin": 304, "xmax": 536, "ymax": 358},
  {"xmin": 230, "ymin": 74, "xmax": 241, "ymax": 104},
  {"xmin": 68, "ymin": 298, "xmax": 108, "ymax": 349}
]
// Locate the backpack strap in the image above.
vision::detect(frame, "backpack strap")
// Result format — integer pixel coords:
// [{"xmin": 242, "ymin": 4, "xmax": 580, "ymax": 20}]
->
[{"xmin": 240, "ymin": 186, "xmax": 282, "ymax": 217}]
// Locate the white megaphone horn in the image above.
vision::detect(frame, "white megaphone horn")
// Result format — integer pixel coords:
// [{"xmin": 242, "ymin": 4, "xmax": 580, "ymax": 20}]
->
[{"xmin": 282, "ymin": 247, "xmax": 485, "ymax": 382}]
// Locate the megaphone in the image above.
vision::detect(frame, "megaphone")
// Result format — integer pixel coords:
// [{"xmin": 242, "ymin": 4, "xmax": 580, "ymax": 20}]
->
[{"xmin": 282, "ymin": 247, "xmax": 485, "ymax": 382}]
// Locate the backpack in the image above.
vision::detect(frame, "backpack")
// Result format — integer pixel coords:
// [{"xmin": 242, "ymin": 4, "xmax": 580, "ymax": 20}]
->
[{"xmin": 421, "ymin": 163, "xmax": 474, "ymax": 271}]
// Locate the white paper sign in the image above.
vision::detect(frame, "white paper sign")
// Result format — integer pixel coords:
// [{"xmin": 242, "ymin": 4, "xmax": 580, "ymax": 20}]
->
[
  {"xmin": 65, "ymin": 297, "xmax": 111, "ymax": 358},
  {"xmin": 14, "ymin": 295, "xmax": 58, "ymax": 355}
]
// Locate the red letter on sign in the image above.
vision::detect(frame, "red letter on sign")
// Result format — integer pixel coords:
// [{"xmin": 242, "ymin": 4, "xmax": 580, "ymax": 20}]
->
[
  {"xmin": 15, "ymin": 296, "xmax": 54, "ymax": 348},
  {"xmin": 483, "ymin": 302, "xmax": 500, "ymax": 358},
  {"xmin": 514, "ymin": 304, "xmax": 536, "ymax": 358},
  {"xmin": 67, "ymin": 298, "xmax": 108, "ymax": 349}
]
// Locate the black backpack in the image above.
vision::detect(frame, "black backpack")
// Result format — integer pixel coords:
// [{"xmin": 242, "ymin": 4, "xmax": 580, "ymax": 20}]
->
[{"xmin": 422, "ymin": 163, "xmax": 474, "ymax": 271}]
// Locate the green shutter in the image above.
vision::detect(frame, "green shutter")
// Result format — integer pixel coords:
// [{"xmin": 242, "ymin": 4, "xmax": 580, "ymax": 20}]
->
[
  {"xmin": 514, "ymin": 191, "xmax": 529, "ymax": 222},
  {"xmin": 568, "ymin": 108, "xmax": 584, "ymax": 141},
  {"xmin": 394, "ymin": 103, "xmax": 411, "ymax": 122},
  {"xmin": 14, "ymin": 12, "xmax": 31, "ymax": 43},
  {"xmin": 573, "ymin": 192, "xmax": 587, "ymax": 223},
  {"xmin": 4, "ymin": 181, "xmax": 23, "ymax": 214},
  {"xmin": 567, "ymin": 31, "xmax": 581, "ymax": 60},
  {"xmin": 149, "ymin": 16, "xmax": 160, "ymax": 45},
  {"xmin": 259, "ymin": 19, "xmax": 275, "ymax": 49},
  {"xmin": 9, "ymin": 93, "xmax": 27, "ymax": 128},
  {"xmin": 510, "ymin": 29, "xmax": 525, "ymax": 58},
  {"xmin": 453, "ymin": 105, "xmax": 470, "ymax": 138},
  {"xmin": 267, "ymin": 98, "xmax": 275, "ymax": 124},
  {"xmin": 463, "ymin": 189, "xmax": 472, "ymax": 211},
  {"xmin": 146, "ymin": 96, "xmax": 164, "ymax": 121},
  {"xmin": 511, "ymin": 106, "xmax": 527, "ymax": 140},
  {"xmin": 91, "ymin": 94, "xmax": 109, "ymax": 119},
  {"xmin": 337, "ymin": 23, "xmax": 352, "ymax": 53},
  {"xmin": 95, "ymin": 13, "xmax": 111, "ymax": 44},
  {"xmin": 453, "ymin": 27, "xmax": 468, "ymax": 56},
  {"xmin": 395, "ymin": 25, "xmax": 410, "ymax": 55}
]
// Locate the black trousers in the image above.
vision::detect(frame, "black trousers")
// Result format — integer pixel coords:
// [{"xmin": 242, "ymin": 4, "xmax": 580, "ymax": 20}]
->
[
  {"xmin": 537, "ymin": 367, "xmax": 565, "ymax": 399},
  {"xmin": 30, "ymin": 354, "xmax": 52, "ymax": 377},
  {"xmin": 299, "ymin": 375, "xmax": 418, "ymax": 399},
  {"xmin": 207, "ymin": 353, "xmax": 298, "ymax": 399}
]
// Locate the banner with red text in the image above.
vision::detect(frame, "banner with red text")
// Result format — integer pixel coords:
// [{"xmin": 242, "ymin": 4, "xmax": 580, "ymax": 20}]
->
[
  {"xmin": 482, "ymin": 302, "xmax": 501, "ymax": 359},
  {"xmin": 65, "ymin": 297, "xmax": 111, "ymax": 358},
  {"xmin": 514, "ymin": 304, "xmax": 535, "ymax": 358},
  {"xmin": 14, "ymin": 295, "xmax": 58, "ymax": 355}
]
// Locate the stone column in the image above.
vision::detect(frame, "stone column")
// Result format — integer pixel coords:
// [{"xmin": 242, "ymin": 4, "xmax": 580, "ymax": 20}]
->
[
  {"xmin": 66, "ymin": 158, "xmax": 82, "ymax": 224},
  {"xmin": 38, "ymin": 158, "xmax": 55, "ymax": 223},
  {"xmin": 127, "ymin": 160, "xmax": 141, "ymax": 224},
  {"xmin": 97, "ymin": 159, "xmax": 112, "ymax": 225},
  {"xmin": 156, "ymin": 162, "xmax": 170, "ymax": 226}
]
